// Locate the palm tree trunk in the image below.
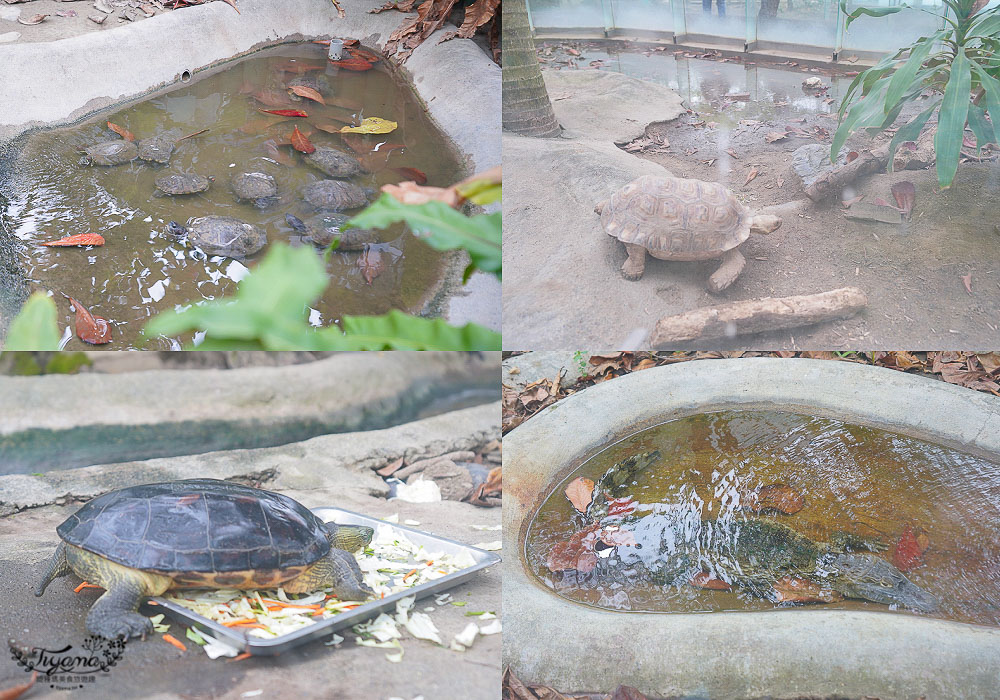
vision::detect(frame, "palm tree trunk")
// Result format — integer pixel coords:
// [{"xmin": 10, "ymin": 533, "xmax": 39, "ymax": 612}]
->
[{"xmin": 502, "ymin": 0, "xmax": 561, "ymax": 137}]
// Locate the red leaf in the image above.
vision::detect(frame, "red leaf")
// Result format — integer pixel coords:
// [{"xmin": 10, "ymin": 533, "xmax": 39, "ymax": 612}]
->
[
  {"xmin": 41, "ymin": 234, "xmax": 105, "ymax": 247},
  {"xmin": 290, "ymin": 126, "xmax": 316, "ymax": 154},
  {"xmin": 107, "ymin": 121, "xmax": 134, "ymax": 141},
  {"xmin": 331, "ymin": 57, "xmax": 375, "ymax": 72},
  {"xmin": 258, "ymin": 108, "xmax": 308, "ymax": 117},
  {"xmin": 689, "ymin": 572, "xmax": 732, "ymax": 591},
  {"xmin": 564, "ymin": 477, "xmax": 594, "ymax": 513},
  {"xmin": 393, "ymin": 167, "xmax": 427, "ymax": 185},
  {"xmin": 357, "ymin": 247, "xmax": 385, "ymax": 284},
  {"xmin": 63, "ymin": 294, "xmax": 112, "ymax": 345},
  {"xmin": 605, "ymin": 496, "xmax": 638, "ymax": 517},
  {"xmin": 891, "ymin": 525, "xmax": 926, "ymax": 572},
  {"xmin": 347, "ymin": 47, "xmax": 381, "ymax": 63},
  {"xmin": 962, "ymin": 273, "xmax": 973, "ymax": 295},
  {"xmin": 772, "ymin": 576, "xmax": 842, "ymax": 603},
  {"xmin": 288, "ymin": 85, "xmax": 325, "ymax": 105},
  {"xmin": 546, "ymin": 524, "xmax": 601, "ymax": 573},
  {"xmin": 847, "ymin": 151, "xmax": 859, "ymax": 162},
  {"xmin": 891, "ymin": 180, "xmax": 915, "ymax": 219}
]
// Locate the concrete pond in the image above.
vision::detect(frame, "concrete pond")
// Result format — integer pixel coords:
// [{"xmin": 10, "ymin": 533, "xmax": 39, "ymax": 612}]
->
[
  {"xmin": 503, "ymin": 357, "xmax": 1000, "ymax": 699},
  {"xmin": 0, "ymin": 0, "xmax": 501, "ymax": 343}
]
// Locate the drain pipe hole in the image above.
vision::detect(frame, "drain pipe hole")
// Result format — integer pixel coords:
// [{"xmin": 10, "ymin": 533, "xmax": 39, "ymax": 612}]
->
[{"xmin": 180, "ymin": 70, "xmax": 192, "ymax": 83}]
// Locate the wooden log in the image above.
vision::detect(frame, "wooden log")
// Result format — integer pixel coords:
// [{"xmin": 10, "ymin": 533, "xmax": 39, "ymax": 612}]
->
[
  {"xmin": 650, "ymin": 287, "xmax": 868, "ymax": 346},
  {"xmin": 804, "ymin": 146, "xmax": 888, "ymax": 202}
]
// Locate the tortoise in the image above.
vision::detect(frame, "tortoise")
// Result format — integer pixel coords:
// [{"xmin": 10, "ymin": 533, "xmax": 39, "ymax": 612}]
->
[
  {"xmin": 303, "ymin": 180, "xmax": 370, "ymax": 212},
  {"xmin": 35, "ymin": 479, "xmax": 375, "ymax": 640},
  {"xmin": 303, "ymin": 148, "xmax": 363, "ymax": 179},
  {"xmin": 80, "ymin": 140, "xmax": 139, "ymax": 166},
  {"xmin": 137, "ymin": 134, "xmax": 176, "ymax": 164},
  {"xmin": 155, "ymin": 173, "xmax": 211, "ymax": 196},
  {"xmin": 166, "ymin": 216, "xmax": 267, "ymax": 258},
  {"xmin": 596, "ymin": 175, "xmax": 782, "ymax": 292},
  {"xmin": 285, "ymin": 213, "xmax": 379, "ymax": 250},
  {"xmin": 231, "ymin": 171, "xmax": 278, "ymax": 207}
]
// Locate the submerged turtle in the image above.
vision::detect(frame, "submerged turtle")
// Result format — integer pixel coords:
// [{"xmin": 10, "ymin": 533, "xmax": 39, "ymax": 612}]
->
[
  {"xmin": 285, "ymin": 213, "xmax": 379, "ymax": 250},
  {"xmin": 80, "ymin": 140, "xmax": 139, "ymax": 166},
  {"xmin": 302, "ymin": 180, "xmax": 369, "ymax": 211},
  {"xmin": 304, "ymin": 148, "xmax": 363, "ymax": 179},
  {"xmin": 36, "ymin": 479, "xmax": 374, "ymax": 640},
  {"xmin": 155, "ymin": 173, "xmax": 211, "ymax": 196},
  {"xmin": 596, "ymin": 175, "xmax": 782, "ymax": 292},
  {"xmin": 137, "ymin": 134, "xmax": 176, "ymax": 164},
  {"xmin": 166, "ymin": 215, "xmax": 267, "ymax": 258},
  {"xmin": 287, "ymin": 75, "xmax": 330, "ymax": 99},
  {"xmin": 231, "ymin": 171, "xmax": 278, "ymax": 207}
]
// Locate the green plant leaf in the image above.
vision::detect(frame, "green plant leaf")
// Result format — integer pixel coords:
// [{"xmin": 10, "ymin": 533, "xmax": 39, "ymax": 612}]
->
[
  {"xmin": 832, "ymin": 79, "xmax": 891, "ymax": 160},
  {"xmin": 3, "ymin": 292, "xmax": 61, "ymax": 350},
  {"xmin": 967, "ymin": 103, "xmax": 992, "ymax": 152},
  {"xmin": 934, "ymin": 49, "xmax": 972, "ymax": 188},
  {"xmin": 319, "ymin": 310, "xmax": 500, "ymax": 350},
  {"xmin": 884, "ymin": 39, "xmax": 937, "ymax": 117},
  {"xmin": 971, "ymin": 62, "xmax": 1000, "ymax": 145},
  {"xmin": 347, "ymin": 194, "xmax": 501, "ymax": 279},
  {"xmin": 842, "ymin": 0, "xmax": 907, "ymax": 30},
  {"xmin": 968, "ymin": 13, "xmax": 1000, "ymax": 38},
  {"xmin": 455, "ymin": 178, "xmax": 502, "ymax": 206},
  {"xmin": 887, "ymin": 100, "xmax": 939, "ymax": 171}
]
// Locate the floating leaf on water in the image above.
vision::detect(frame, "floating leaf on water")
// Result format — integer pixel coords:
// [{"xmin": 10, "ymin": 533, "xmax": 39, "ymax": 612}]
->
[
  {"xmin": 341, "ymin": 117, "xmax": 397, "ymax": 134},
  {"xmin": 357, "ymin": 246, "xmax": 385, "ymax": 285},
  {"xmin": 259, "ymin": 108, "xmax": 308, "ymax": 118},
  {"xmin": 17, "ymin": 12, "xmax": 48, "ymax": 24},
  {"xmin": 331, "ymin": 57, "xmax": 375, "ymax": 71},
  {"xmin": 290, "ymin": 126, "xmax": 316, "ymax": 154},
  {"xmin": 288, "ymin": 85, "xmax": 325, "ymax": 105},
  {"xmin": 689, "ymin": 572, "xmax": 732, "ymax": 591},
  {"xmin": 106, "ymin": 121, "xmax": 135, "ymax": 142},
  {"xmin": 745, "ymin": 483, "xmax": 804, "ymax": 514},
  {"xmin": 313, "ymin": 121, "xmax": 350, "ymax": 133},
  {"xmin": 62, "ymin": 294, "xmax": 112, "ymax": 345},
  {"xmin": 605, "ymin": 496, "xmax": 638, "ymax": 517},
  {"xmin": 393, "ymin": 167, "xmax": 427, "ymax": 185},
  {"xmin": 381, "ymin": 181, "xmax": 461, "ymax": 208},
  {"xmin": 545, "ymin": 524, "xmax": 601, "ymax": 573},
  {"xmin": 564, "ymin": 476, "xmax": 594, "ymax": 513},
  {"xmin": 891, "ymin": 524, "xmax": 926, "ymax": 572},
  {"xmin": 347, "ymin": 46, "xmax": 381, "ymax": 64},
  {"xmin": 890, "ymin": 180, "xmax": 915, "ymax": 219},
  {"xmin": 41, "ymin": 234, "xmax": 105, "ymax": 247}
]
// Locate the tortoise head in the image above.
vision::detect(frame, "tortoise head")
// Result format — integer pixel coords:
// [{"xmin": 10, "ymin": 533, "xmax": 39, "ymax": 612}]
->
[
  {"xmin": 749, "ymin": 214, "xmax": 782, "ymax": 235},
  {"xmin": 822, "ymin": 552, "xmax": 938, "ymax": 612},
  {"xmin": 166, "ymin": 221, "xmax": 188, "ymax": 237},
  {"xmin": 323, "ymin": 522, "xmax": 374, "ymax": 553}
]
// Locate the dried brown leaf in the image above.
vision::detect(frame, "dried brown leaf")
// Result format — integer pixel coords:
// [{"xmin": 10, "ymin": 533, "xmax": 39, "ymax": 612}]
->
[{"xmin": 564, "ymin": 477, "xmax": 594, "ymax": 513}]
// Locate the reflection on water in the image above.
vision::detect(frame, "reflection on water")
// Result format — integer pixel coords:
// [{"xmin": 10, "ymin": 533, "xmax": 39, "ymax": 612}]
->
[
  {"xmin": 2, "ymin": 44, "xmax": 462, "ymax": 349},
  {"xmin": 525, "ymin": 411, "xmax": 1000, "ymax": 626}
]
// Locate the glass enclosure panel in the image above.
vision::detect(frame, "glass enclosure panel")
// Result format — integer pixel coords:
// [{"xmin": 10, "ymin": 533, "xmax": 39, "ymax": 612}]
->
[
  {"xmin": 752, "ymin": 0, "xmax": 839, "ymax": 49},
  {"xmin": 609, "ymin": 0, "xmax": 674, "ymax": 31},
  {"xmin": 529, "ymin": 0, "xmax": 608, "ymax": 29},
  {"xmin": 682, "ymin": 0, "xmax": 747, "ymax": 39},
  {"xmin": 840, "ymin": 0, "xmax": 944, "ymax": 53}
]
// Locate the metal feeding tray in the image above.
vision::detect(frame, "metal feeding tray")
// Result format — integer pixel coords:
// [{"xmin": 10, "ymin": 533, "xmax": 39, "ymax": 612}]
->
[{"xmin": 149, "ymin": 506, "xmax": 501, "ymax": 655}]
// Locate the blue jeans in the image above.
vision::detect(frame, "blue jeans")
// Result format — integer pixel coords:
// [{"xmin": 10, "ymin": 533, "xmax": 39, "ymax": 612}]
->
[{"xmin": 702, "ymin": 0, "xmax": 726, "ymax": 16}]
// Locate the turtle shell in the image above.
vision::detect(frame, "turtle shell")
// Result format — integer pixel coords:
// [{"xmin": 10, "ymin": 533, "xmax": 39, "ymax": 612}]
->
[
  {"xmin": 56, "ymin": 479, "xmax": 330, "ymax": 575},
  {"xmin": 600, "ymin": 175, "xmax": 750, "ymax": 261},
  {"xmin": 84, "ymin": 140, "xmax": 139, "ymax": 166},
  {"xmin": 304, "ymin": 148, "xmax": 363, "ymax": 179},
  {"xmin": 186, "ymin": 215, "xmax": 267, "ymax": 258},
  {"xmin": 303, "ymin": 180, "xmax": 369, "ymax": 211},
  {"xmin": 137, "ymin": 135, "xmax": 175, "ymax": 164},
  {"xmin": 155, "ymin": 174, "xmax": 210, "ymax": 195}
]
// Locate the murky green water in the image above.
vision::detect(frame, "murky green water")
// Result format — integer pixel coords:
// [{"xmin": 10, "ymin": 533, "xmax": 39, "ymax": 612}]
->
[
  {"xmin": 2, "ymin": 43, "xmax": 462, "ymax": 349},
  {"xmin": 525, "ymin": 411, "xmax": 1000, "ymax": 627}
]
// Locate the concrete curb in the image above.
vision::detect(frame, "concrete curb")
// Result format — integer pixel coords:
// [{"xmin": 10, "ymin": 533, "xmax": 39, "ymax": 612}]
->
[
  {"xmin": 0, "ymin": 352, "xmax": 499, "ymax": 472},
  {"xmin": 503, "ymin": 358, "xmax": 1000, "ymax": 699}
]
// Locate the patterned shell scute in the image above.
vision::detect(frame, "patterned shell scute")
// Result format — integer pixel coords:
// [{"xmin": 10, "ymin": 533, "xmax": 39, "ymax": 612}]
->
[
  {"xmin": 56, "ymin": 479, "xmax": 330, "ymax": 573},
  {"xmin": 601, "ymin": 175, "xmax": 749, "ymax": 256}
]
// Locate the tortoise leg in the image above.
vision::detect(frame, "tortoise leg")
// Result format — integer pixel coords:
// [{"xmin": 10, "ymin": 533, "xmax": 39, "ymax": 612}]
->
[
  {"xmin": 830, "ymin": 531, "xmax": 888, "ymax": 553},
  {"xmin": 621, "ymin": 243, "xmax": 647, "ymax": 281},
  {"xmin": 35, "ymin": 541, "xmax": 71, "ymax": 597},
  {"xmin": 285, "ymin": 548, "xmax": 373, "ymax": 601},
  {"xmin": 707, "ymin": 247, "xmax": 746, "ymax": 293},
  {"xmin": 86, "ymin": 575, "xmax": 153, "ymax": 641}
]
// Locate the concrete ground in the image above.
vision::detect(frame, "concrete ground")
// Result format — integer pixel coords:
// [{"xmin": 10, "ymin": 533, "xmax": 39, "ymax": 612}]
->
[{"xmin": 0, "ymin": 401, "xmax": 502, "ymax": 700}]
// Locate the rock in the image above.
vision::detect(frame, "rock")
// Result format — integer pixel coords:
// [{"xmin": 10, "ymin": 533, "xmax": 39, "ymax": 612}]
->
[
  {"xmin": 407, "ymin": 460, "xmax": 473, "ymax": 501},
  {"xmin": 792, "ymin": 143, "xmax": 847, "ymax": 188},
  {"xmin": 893, "ymin": 128, "xmax": 936, "ymax": 171}
]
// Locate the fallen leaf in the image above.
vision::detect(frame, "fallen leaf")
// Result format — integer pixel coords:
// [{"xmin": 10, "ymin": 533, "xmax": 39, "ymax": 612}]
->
[
  {"xmin": 841, "ymin": 195, "xmax": 864, "ymax": 208},
  {"xmin": 17, "ymin": 12, "xmax": 48, "ymax": 24},
  {"xmin": 891, "ymin": 525, "xmax": 925, "ymax": 572},
  {"xmin": 357, "ymin": 246, "xmax": 385, "ymax": 284},
  {"xmin": 605, "ymin": 496, "xmax": 638, "ymax": 516},
  {"xmin": 62, "ymin": 294, "xmax": 112, "ymax": 345},
  {"xmin": 776, "ymin": 175, "xmax": 784, "ymax": 188},
  {"xmin": 611, "ymin": 686, "xmax": 649, "ymax": 700},
  {"xmin": 566, "ymin": 47, "xmax": 580, "ymax": 56},
  {"xmin": 382, "ymin": 181, "xmax": 461, "ymax": 208},
  {"xmin": 891, "ymin": 180, "xmax": 915, "ymax": 219},
  {"xmin": 289, "ymin": 126, "xmax": 316, "ymax": 154},
  {"xmin": 313, "ymin": 120, "xmax": 351, "ymax": 132},
  {"xmin": 744, "ymin": 167, "xmax": 759, "ymax": 186},
  {"xmin": 773, "ymin": 576, "xmax": 842, "ymax": 603},
  {"xmin": 689, "ymin": 572, "xmax": 732, "ymax": 591},
  {"xmin": 41, "ymin": 234, "xmax": 105, "ymax": 247},
  {"xmin": 726, "ymin": 148, "xmax": 739, "ymax": 159},
  {"xmin": 258, "ymin": 108, "xmax": 309, "ymax": 117},
  {"xmin": 546, "ymin": 524, "xmax": 601, "ymax": 573},
  {"xmin": 273, "ymin": 60, "xmax": 326, "ymax": 74},
  {"xmin": 331, "ymin": 57, "xmax": 375, "ymax": 71},
  {"xmin": 55, "ymin": 9, "xmax": 78, "ymax": 17},
  {"xmin": 962, "ymin": 273, "xmax": 973, "ymax": 295},
  {"xmin": 288, "ymin": 85, "xmax": 325, "ymax": 105},
  {"xmin": 347, "ymin": 46, "xmax": 381, "ymax": 63},
  {"xmin": 106, "ymin": 122, "xmax": 134, "ymax": 141},
  {"xmin": 393, "ymin": 167, "xmax": 428, "ymax": 185},
  {"xmin": 847, "ymin": 151, "xmax": 859, "ymax": 162},
  {"xmin": 764, "ymin": 131, "xmax": 787, "ymax": 143},
  {"xmin": 564, "ymin": 477, "xmax": 595, "ymax": 513},
  {"xmin": 341, "ymin": 117, "xmax": 397, "ymax": 134},
  {"xmin": 376, "ymin": 457, "xmax": 405, "ymax": 477},
  {"xmin": 745, "ymin": 483, "xmax": 804, "ymax": 514}
]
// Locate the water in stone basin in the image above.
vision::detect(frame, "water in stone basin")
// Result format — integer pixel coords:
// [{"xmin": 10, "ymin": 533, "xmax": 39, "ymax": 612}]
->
[
  {"xmin": 525, "ymin": 410, "xmax": 1000, "ymax": 627},
  {"xmin": 1, "ymin": 43, "xmax": 462, "ymax": 349}
]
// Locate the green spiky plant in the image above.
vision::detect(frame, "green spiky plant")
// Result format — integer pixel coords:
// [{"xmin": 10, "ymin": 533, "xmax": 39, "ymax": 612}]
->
[{"xmin": 832, "ymin": 0, "xmax": 1000, "ymax": 188}]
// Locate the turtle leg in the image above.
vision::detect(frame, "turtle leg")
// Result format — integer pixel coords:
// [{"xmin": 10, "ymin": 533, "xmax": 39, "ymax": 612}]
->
[
  {"xmin": 285, "ymin": 547, "xmax": 374, "ymax": 601},
  {"xmin": 621, "ymin": 244, "xmax": 647, "ymax": 281},
  {"xmin": 707, "ymin": 247, "xmax": 746, "ymax": 293},
  {"xmin": 86, "ymin": 575, "xmax": 153, "ymax": 640},
  {"xmin": 35, "ymin": 541, "xmax": 71, "ymax": 597},
  {"xmin": 830, "ymin": 531, "xmax": 888, "ymax": 553}
]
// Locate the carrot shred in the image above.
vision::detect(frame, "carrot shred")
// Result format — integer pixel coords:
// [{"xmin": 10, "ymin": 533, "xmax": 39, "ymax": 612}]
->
[
  {"xmin": 402, "ymin": 568, "xmax": 418, "ymax": 580},
  {"xmin": 162, "ymin": 634, "xmax": 186, "ymax": 652},
  {"xmin": 73, "ymin": 581, "xmax": 102, "ymax": 593},
  {"xmin": 221, "ymin": 618, "xmax": 259, "ymax": 627},
  {"xmin": 260, "ymin": 599, "xmax": 322, "ymax": 609},
  {"xmin": 227, "ymin": 652, "xmax": 253, "ymax": 662}
]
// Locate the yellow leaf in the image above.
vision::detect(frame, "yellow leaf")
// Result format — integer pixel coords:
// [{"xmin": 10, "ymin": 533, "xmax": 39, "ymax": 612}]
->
[{"xmin": 341, "ymin": 117, "xmax": 398, "ymax": 134}]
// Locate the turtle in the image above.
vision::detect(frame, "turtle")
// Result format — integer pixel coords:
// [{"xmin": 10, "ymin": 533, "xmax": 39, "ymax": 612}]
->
[
  {"xmin": 303, "ymin": 148, "xmax": 363, "ymax": 179},
  {"xmin": 80, "ymin": 140, "xmax": 139, "ymax": 166},
  {"xmin": 303, "ymin": 180, "xmax": 370, "ymax": 211},
  {"xmin": 287, "ymin": 75, "xmax": 330, "ymax": 99},
  {"xmin": 285, "ymin": 213, "xmax": 380, "ymax": 250},
  {"xmin": 595, "ymin": 175, "xmax": 782, "ymax": 292},
  {"xmin": 231, "ymin": 171, "xmax": 278, "ymax": 207},
  {"xmin": 166, "ymin": 216, "xmax": 267, "ymax": 258},
  {"xmin": 35, "ymin": 479, "xmax": 375, "ymax": 640},
  {"xmin": 154, "ymin": 173, "xmax": 212, "ymax": 196},
  {"xmin": 137, "ymin": 134, "xmax": 176, "ymax": 164}
]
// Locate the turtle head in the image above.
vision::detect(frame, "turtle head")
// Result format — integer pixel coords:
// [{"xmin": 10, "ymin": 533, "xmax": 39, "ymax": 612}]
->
[
  {"xmin": 823, "ymin": 552, "xmax": 938, "ymax": 613},
  {"xmin": 323, "ymin": 522, "xmax": 375, "ymax": 553},
  {"xmin": 749, "ymin": 214, "xmax": 782, "ymax": 234},
  {"xmin": 166, "ymin": 221, "xmax": 188, "ymax": 237}
]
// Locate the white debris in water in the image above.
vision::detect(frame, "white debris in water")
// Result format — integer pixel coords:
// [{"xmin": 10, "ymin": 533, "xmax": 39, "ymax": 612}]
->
[
  {"xmin": 392, "ymin": 477, "xmax": 442, "ymax": 503},
  {"xmin": 308, "ymin": 308, "xmax": 322, "ymax": 327},
  {"xmin": 57, "ymin": 325, "xmax": 72, "ymax": 351},
  {"xmin": 147, "ymin": 279, "xmax": 168, "ymax": 302},
  {"xmin": 192, "ymin": 330, "xmax": 206, "ymax": 346},
  {"xmin": 225, "ymin": 260, "xmax": 250, "ymax": 282},
  {"xmin": 143, "ymin": 216, "xmax": 153, "ymax": 223},
  {"xmin": 229, "ymin": 163, "xmax": 236, "ymax": 168}
]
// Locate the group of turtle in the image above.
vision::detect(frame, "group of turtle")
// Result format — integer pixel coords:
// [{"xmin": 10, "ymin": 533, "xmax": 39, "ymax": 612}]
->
[{"xmin": 79, "ymin": 119, "xmax": 381, "ymax": 260}]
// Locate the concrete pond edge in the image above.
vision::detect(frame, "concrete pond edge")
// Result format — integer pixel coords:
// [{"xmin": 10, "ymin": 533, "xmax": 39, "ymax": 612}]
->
[{"xmin": 502, "ymin": 358, "xmax": 1000, "ymax": 699}]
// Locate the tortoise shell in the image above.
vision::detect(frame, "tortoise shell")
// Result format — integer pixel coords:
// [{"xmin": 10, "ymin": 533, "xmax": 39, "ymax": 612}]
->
[
  {"xmin": 56, "ymin": 479, "xmax": 330, "ymax": 575},
  {"xmin": 600, "ymin": 175, "xmax": 750, "ymax": 261}
]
